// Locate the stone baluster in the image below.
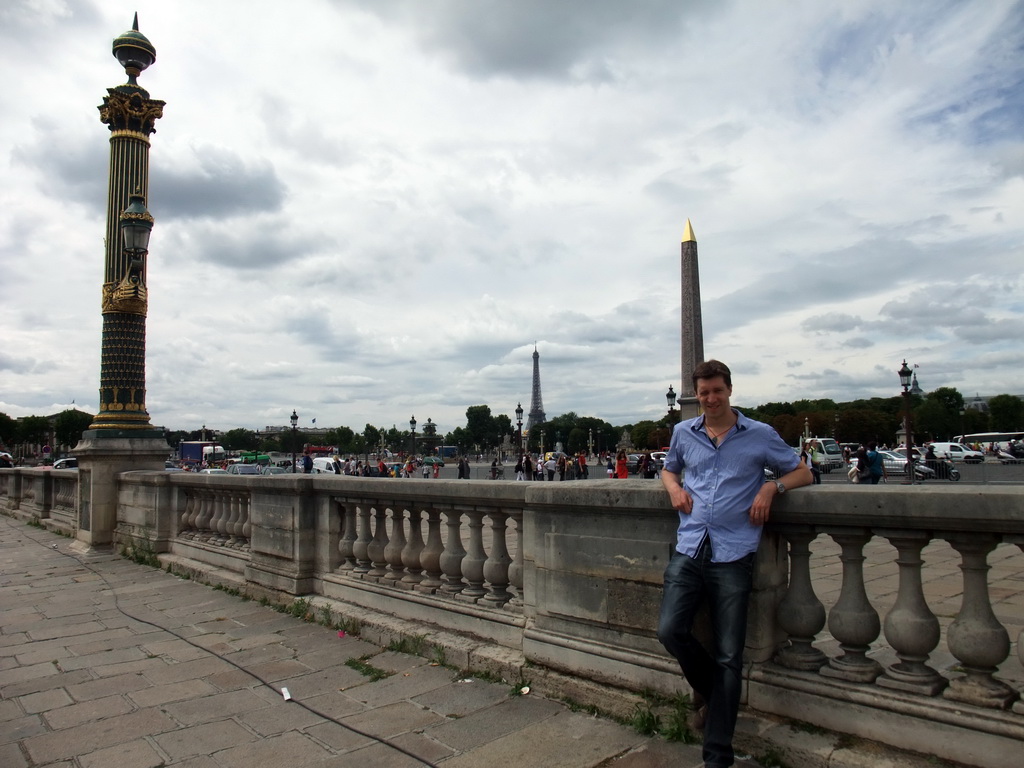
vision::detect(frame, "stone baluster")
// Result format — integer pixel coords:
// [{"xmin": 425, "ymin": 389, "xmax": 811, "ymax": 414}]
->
[
  {"xmin": 942, "ymin": 533, "xmax": 1018, "ymax": 708},
  {"xmin": 337, "ymin": 501, "xmax": 357, "ymax": 571},
  {"xmin": 194, "ymin": 490, "xmax": 214, "ymax": 542},
  {"xmin": 482, "ymin": 508, "xmax": 512, "ymax": 606},
  {"xmin": 506, "ymin": 509, "xmax": 524, "ymax": 605},
  {"xmin": 877, "ymin": 529, "xmax": 947, "ymax": 694},
  {"xmin": 367, "ymin": 506, "xmax": 390, "ymax": 578},
  {"xmin": 401, "ymin": 504, "xmax": 425, "ymax": 586},
  {"xmin": 179, "ymin": 491, "xmax": 196, "ymax": 538},
  {"xmin": 460, "ymin": 506, "xmax": 487, "ymax": 599},
  {"xmin": 353, "ymin": 505, "xmax": 373, "ymax": 574},
  {"xmin": 417, "ymin": 506, "xmax": 444, "ymax": 592},
  {"xmin": 820, "ymin": 528, "xmax": 882, "ymax": 682},
  {"xmin": 186, "ymin": 489, "xmax": 204, "ymax": 536},
  {"xmin": 212, "ymin": 492, "xmax": 230, "ymax": 545},
  {"xmin": 223, "ymin": 492, "xmax": 241, "ymax": 547},
  {"xmin": 439, "ymin": 507, "xmax": 466, "ymax": 594},
  {"xmin": 384, "ymin": 505, "xmax": 407, "ymax": 582},
  {"xmin": 774, "ymin": 525, "xmax": 827, "ymax": 671},
  {"xmin": 239, "ymin": 494, "xmax": 251, "ymax": 549}
]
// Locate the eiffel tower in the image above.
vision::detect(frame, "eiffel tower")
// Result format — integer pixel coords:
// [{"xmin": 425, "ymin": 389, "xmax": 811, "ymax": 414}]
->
[{"xmin": 526, "ymin": 344, "xmax": 546, "ymax": 432}]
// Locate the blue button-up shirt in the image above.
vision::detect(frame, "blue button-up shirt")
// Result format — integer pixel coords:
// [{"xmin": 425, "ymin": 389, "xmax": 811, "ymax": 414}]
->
[{"xmin": 663, "ymin": 409, "xmax": 799, "ymax": 563}]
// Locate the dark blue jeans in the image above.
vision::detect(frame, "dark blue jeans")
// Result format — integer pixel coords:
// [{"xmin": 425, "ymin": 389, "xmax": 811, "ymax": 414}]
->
[{"xmin": 658, "ymin": 539, "xmax": 754, "ymax": 768}]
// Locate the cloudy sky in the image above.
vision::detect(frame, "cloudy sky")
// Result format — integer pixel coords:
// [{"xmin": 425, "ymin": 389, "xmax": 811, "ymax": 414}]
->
[{"xmin": 1, "ymin": 0, "xmax": 1022, "ymax": 436}]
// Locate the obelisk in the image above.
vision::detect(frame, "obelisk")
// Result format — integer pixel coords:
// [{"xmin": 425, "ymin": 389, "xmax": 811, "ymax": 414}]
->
[{"xmin": 678, "ymin": 219, "xmax": 704, "ymax": 419}]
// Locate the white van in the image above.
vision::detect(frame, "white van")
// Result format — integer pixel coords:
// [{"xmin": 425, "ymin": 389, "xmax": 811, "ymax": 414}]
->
[
  {"xmin": 801, "ymin": 438, "xmax": 844, "ymax": 473},
  {"xmin": 927, "ymin": 442, "xmax": 984, "ymax": 463},
  {"xmin": 311, "ymin": 457, "xmax": 340, "ymax": 474}
]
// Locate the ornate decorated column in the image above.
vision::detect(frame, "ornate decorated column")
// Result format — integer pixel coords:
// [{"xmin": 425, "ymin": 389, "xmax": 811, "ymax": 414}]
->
[{"xmin": 73, "ymin": 15, "xmax": 170, "ymax": 551}]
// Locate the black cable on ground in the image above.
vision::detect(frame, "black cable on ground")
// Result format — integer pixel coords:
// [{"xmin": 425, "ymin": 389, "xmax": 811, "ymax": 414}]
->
[{"xmin": 2, "ymin": 516, "xmax": 438, "ymax": 768}]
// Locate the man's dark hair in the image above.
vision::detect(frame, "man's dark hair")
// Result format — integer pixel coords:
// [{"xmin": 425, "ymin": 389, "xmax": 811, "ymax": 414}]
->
[
  {"xmin": 867, "ymin": 441, "xmax": 877, "ymax": 450},
  {"xmin": 692, "ymin": 359, "xmax": 732, "ymax": 392}
]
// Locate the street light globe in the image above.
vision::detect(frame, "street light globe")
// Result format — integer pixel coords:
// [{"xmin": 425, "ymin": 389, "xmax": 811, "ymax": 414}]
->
[
  {"xmin": 290, "ymin": 410, "xmax": 298, "ymax": 429},
  {"xmin": 112, "ymin": 13, "xmax": 156, "ymax": 80},
  {"xmin": 898, "ymin": 360, "xmax": 913, "ymax": 390}
]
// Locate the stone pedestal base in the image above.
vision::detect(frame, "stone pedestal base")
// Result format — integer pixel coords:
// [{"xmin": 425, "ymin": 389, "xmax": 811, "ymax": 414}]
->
[
  {"xmin": 73, "ymin": 430, "xmax": 169, "ymax": 551},
  {"xmin": 677, "ymin": 396, "xmax": 701, "ymax": 422}
]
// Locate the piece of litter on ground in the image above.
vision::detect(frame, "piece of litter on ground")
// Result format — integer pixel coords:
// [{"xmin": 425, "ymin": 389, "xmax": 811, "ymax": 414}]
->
[
  {"xmin": 337, "ymin": 631, "xmax": 346, "ymax": 638},
  {"xmin": 457, "ymin": 678, "xmax": 473, "ymax": 683},
  {"xmin": 519, "ymin": 686, "xmax": 530, "ymax": 695},
  {"xmin": 52, "ymin": 544, "xmax": 58, "ymax": 549},
  {"xmin": 281, "ymin": 687, "xmax": 292, "ymax": 701}
]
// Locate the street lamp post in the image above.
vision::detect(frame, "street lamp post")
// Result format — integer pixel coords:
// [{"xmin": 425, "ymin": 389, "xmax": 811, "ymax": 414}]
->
[
  {"xmin": 666, "ymin": 385, "xmax": 677, "ymax": 423},
  {"xmin": 409, "ymin": 415, "xmax": 417, "ymax": 458},
  {"xmin": 515, "ymin": 402, "xmax": 524, "ymax": 454},
  {"xmin": 899, "ymin": 360, "xmax": 915, "ymax": 485},
  {"xmin": 290, "ymin": 409, "xmax": 298, "ymax": 474},
  {"xmin": 588, "ymin": 428, "xmax": 593, "ymax": 459}
]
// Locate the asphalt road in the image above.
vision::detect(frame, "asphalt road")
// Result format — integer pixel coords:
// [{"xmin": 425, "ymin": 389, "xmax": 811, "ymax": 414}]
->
[{"xmin": 372, "ymin": 458, "xmax": 1024, "ymax": 485}]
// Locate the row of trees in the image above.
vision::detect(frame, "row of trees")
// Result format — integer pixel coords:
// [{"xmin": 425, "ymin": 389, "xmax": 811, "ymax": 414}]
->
[
  {"xmin": 0, "ymin": 409, "xmax": 94, "ymax": 458},
  {"xmin": 2, "ymin": 388, "xmax": 1021, "ymax": 460}
]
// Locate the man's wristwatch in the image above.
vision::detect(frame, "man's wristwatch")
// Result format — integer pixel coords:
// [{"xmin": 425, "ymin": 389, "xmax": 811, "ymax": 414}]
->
[{"xmin": 772, "ymin": 480, "xmax": 785, "ymax": 495}]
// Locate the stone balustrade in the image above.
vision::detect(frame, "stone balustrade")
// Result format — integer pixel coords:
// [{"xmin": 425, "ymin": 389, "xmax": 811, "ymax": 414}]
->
[{"xmin": 2, "ymin": 469, "xmax": 1022, "ymax": 766}]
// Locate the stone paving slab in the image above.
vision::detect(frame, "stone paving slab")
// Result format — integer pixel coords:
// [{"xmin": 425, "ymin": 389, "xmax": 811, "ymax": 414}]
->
[{"xmin": 2, "ymin": 516, "xmax": 1020, "ymax": 767}]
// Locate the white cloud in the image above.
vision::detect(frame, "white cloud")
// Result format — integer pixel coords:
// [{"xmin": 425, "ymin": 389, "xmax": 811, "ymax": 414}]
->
[{"xmin": 1, "ymin": 0, "xmax": 1022, "ymax": 432}]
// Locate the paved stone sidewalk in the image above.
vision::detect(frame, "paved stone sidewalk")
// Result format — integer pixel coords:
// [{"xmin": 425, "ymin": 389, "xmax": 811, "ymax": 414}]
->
[
  {"xmin": 5, "ymin": 517, "xmax": 1016, "ymax": 767},
  {"xmin": 1, "ymin": 519, "xmax": 719, "ymax": 768}
]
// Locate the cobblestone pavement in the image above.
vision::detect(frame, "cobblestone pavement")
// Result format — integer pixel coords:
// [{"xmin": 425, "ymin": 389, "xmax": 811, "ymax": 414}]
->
[
  {"xmin": 3, "ymin": 515, "xmax": 1020, "ymax": 767},
  {"xmin": 1, "ymin": 518, "xmax": 715, "ymax": 768}
]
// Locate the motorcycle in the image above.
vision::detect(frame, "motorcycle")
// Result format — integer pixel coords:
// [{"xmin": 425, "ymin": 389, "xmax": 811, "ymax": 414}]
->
[{"xmin": 924, "ymin": 457, "xmax": 960, "ymax": 482}]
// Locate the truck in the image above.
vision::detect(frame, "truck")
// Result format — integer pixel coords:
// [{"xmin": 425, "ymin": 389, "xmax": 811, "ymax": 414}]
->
[
  {"xmin": 178, "ymin": 441, "xmax": 226, "ymax": 466},
  {"xmin": 439, "ymin": 445, "xmax": 459, "ymax": 459}
]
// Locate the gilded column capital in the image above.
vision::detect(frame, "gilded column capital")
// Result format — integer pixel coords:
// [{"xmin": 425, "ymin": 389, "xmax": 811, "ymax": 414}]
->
[{"xmin": 98, "ymin": 85, "xmax": 165, "ymax": 135}]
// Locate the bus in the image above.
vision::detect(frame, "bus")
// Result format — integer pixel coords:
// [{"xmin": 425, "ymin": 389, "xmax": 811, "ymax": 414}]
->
[
  {"xmin": 953, "ymin": 432, "xmax": 1024, "ymax": 460},
  {"xmin": 953, "ymin": 432, "xmax": 1024, "ymax": 449}
]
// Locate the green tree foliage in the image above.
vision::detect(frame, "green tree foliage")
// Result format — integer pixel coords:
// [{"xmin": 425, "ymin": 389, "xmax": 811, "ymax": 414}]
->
[
  {"xmin": 465, "ymin": 405, "xmax": 503, "ymax": 451},
  {"xmin": 324, "ymin": 426, "xmax": 354, "ymax": 452},
  {"xmin": 221, "ymin": 428, "xmax": 258, "ymax": 451},
  {"xmin": 383, "ymin": 425, "xmax": 405, "ymax": 453},
  {"xmin": 494, "ymin": 414, "xmax": 513, "ymax": 445},
  {"xmin": 927, "ymin": 387, "xmax": 965, "ymax": 414},
  {"xmin": 960, "ymin": 408, "xmax": 989, "ymax": 436},
  {"xmin": 912, "ymin": 387, "xmax": 964, "ymax": 441},
  {"xmin": 630, "ymin": 420, "xmax": 661, "ymax": 450},
  {"xmin": 444, "ymin": 426, "xmax": 470, "ymax": 453},
  {"xmin": 53, "ymin": 409, "xmax": 94, "ymax": 450},
  {"xmin": 18, "ymin": 415, "xmax": 51, "ymax": 445},
  {"xmin": 0, "ymin": 412, "xmax": 18, "ymax": 448},
  {"xmin": 987, "ymin": 394, "xmax": 1023, "ymax": 432},
  {"xmin": 363, "ymin": 424, "xmax": 382, "ymax": 452}
]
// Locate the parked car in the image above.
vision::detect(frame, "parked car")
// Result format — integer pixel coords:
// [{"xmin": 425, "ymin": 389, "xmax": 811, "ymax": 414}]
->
[
  {"xmin": 225, "ymin": 463, "xmax": 261, "ymax": 475},
  {"xmin": 52, "ymin": 458, "xmax": 79, "ymax": 470},
  {"xmin": 878, "ymin": 451, "xmax": 936, "ymax": 479},
  {"xmin": 261, "ymin": 465, "xmax": 288, "ymax": 475},
  {"xmin": 198, "ymin": 468, "xmax": 229, "ymax": 475}
]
